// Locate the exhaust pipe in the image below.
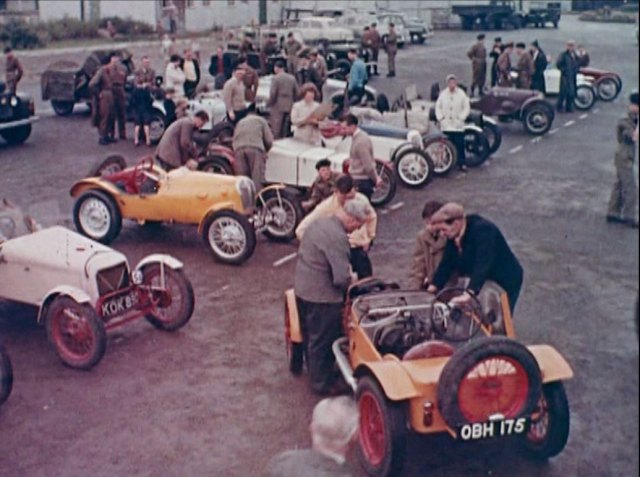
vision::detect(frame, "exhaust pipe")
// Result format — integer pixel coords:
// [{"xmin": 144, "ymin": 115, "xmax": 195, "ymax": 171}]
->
[{"xmin": 332, "ymin": 337, "xmax": 357, "ymax": 392}]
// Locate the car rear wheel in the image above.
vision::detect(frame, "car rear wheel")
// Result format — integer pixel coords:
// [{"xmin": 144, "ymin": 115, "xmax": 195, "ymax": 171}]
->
[
  {"xmin": 464, "ymin": 127, "xmax": 491, "ymax": 167},
  {"xmin": 522, "ymin": 103, "xmax": 553, "ymax": 135},
  {"xmin": 258, "ymin": 189, "xmax": 303, "ymax": 242},
  {"xmin": 73, "ymin": 190, "xmax": 122, "ymax": 244},
  {"xmin": 0, "ymin": 343, "xmax": 13, "ymax": 406},
  {"xmin": 51, "ymin": 100, "xmax": 75, "ymax": 116},
  {"xmin": 521, "ymin": 381, "xmax": 570, "ymax": 459},
  {"xmin": 482, "ymin": 121, "xmax": 502, "ymax": 154},
  {"xmin": 596, "ymin": 77, "xmax": 620, "ymax": 102},
  {"xmin": 0, "ymin": 125, "xmax": 32, "ymax": 145},
  {"xmin": 141, "ymin": 264, "xmax": 195, "ymax": 331},
  {"xmin": 88, "ymin": 154, "xmax": 127, "ymax": 177},
  {"xmin": 199, "ymin": 155, "xmax": 233, "ymax": 175},
  {"xmin": 574, "ymin": 85, "xmax": 596, "ymax": 111},
  {"xmin": 423, "ymin": 136, "xmax": 457, "ymax": 176},
  {"xmin": 370, "ymin": 161, "xmax": 397, "ymax": 207},
  {"xmin": 356, "ymin": 376, "xmax": 408, "ymax": 477},
  {"xmin": 202, "ymin": 210, "xmax": 256, "ymax": 265},
  {"xmin": 438, "ymin": 336, "xmax": 542, "ymax": 428},
  {"xmin": 45, "ymin": 296, "xmax": 106, "ymax": 370},
  {"xmin": 148, "ymin": 109, "xmax": 166, "ymax": 144},
  {"xmin": 395, "ymin": 147, "xmax": 434, "ymax": 188}
]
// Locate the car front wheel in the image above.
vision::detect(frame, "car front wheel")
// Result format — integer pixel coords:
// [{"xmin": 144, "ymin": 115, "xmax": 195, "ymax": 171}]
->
[
  {"xmin": 596, "ymin": 77, "xmax": 620, "ymax": 102},
  {"xmin": 574, "ymin": 85, "xmax": 596, "ymax": 111},
  {"xmin": 202, "ymin": 210, "xmax": 256, "ymax": 265},
  {"xmin": 522, "ymin": 103, "xmax": 553, "ymax": 135},
  {"xmin": 356, "ymin": 376, "xmax": 408, "ymax": 477},
  {"xmin": 0, "ymin": 125, "xmax": 32, "ymax": 145},
  {"xmin": 423, "ymin": 135, "xmax": 457, "ymax": 176},
  {"xmin": 482, "ymin": 121, "xmax": 503, "ymax": 154},
  {"xmin": 45, "ymin": 296, "xmax": 106, "ymax": 370},
  {"xmin": 51, "ymin": 100, "xmax": 75, "ymax": 116},
  {"xmin": 463, "ymin": 127, "xmax": 491, "ymax": 167},
  {"xmin": 141, "ymin": 264, "xmax": 195, "ymax": 331},
  {"xmin": 371, "ymin": 161, "xmax": 397, "ymax": 207},
  {"xmin": 258, "ymin": 189, "xmax": 303, "ymax": 242},
  {"xmin": 73, "ymin": 190, "xmax": 122, "ymax": 243}
]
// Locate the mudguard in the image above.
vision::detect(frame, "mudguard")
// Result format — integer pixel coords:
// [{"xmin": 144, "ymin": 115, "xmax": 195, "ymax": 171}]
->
[
  {"xmin": 527, "ymin": 344, "xmax": 574, "ymax": 383},
  {"xmin": 354, "ymin": 360, "xmax": 420, "ymax": 401},
  {"xmin": 134, "ymin": 254, "xmax": 183, "ymax": 273},
  {"xmin": 197, "ymin": 202, "xmax": 247, "ymax": 234},
  {"xmin": 37, "ymin": 286, "xmax": 92, "ymax": 323},
  {"xmin": 69, "ymin": 179, "xmax": 122, "ymax": 200}
]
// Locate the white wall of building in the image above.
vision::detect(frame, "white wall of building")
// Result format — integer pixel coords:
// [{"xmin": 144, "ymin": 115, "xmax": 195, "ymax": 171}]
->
[
  {"xmin": 100, "ymin": 0, "xmax": 156, "ymax": 25},
  {"xmin": 184, "ymin": 0, "xmax": 282, "ymax": 32}
]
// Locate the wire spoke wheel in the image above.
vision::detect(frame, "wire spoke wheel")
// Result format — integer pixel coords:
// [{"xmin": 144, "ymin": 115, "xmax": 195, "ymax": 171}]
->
[
  {"xmin": 423, "ymin": 137, "xmax": 456, "ymax": 175},
  {"xmin": 209, "ymin": 216, "xmax": 248, "ymax": 259},
  {"xmin": 142, "ymin": 264, "xmax": 194, "ymax": 331}
]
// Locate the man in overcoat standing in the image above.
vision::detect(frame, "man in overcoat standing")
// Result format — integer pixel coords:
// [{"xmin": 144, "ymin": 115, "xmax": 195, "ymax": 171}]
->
[
  {"xmin": 467, "ymin": 33, "xmax": 487, "ymax": 97},
  {"xmin": 515, "ymin": 42, "xmax": 534, "ymax": 89},
  {"xmin": 556, "ymin": 40, "xmax": 579, "ymax": 112},
  {"xmin": 530, "ymin": 40, "xmax": 548, "ymax": 93},
  {"xmin": 384, "ymin": 23, "xmax": 398, "ymax": 78},
  {"xmin": 267, "ymin": 59, "xmax": 298, "ymax": 139},
  {"xmin": 496, "ymin": 42, "xmax": 513, "ymax": 87}
]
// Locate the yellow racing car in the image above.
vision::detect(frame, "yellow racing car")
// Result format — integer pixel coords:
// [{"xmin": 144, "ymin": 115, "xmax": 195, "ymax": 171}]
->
[{"xmin": 284, "ymin": 278, "xmax": 573, "ymax": 476}]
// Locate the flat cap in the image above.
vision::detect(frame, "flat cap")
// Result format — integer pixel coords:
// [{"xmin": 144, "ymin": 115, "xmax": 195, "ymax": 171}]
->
[
  {"xmin": 430, "ymin": 202, "xmax": 465, "ymax": 224},
  {"xmin": 446, "ymin": 73, "xmax": 457, "ymax": 82},
  {"xmin": 630, "ymin": 91, "xmax": 639, "ymax": 105}
]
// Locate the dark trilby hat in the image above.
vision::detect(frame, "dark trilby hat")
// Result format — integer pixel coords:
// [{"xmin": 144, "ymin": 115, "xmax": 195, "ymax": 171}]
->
[
  {"xmin": 516, "ymin": 42, "xmax": 526, "ymax": 49},
  {"xmin": 477, "ymin": 33, "xmax": 485, "ymax": 40},
  {"xmin": 630, "ymin": 91, "xmax": 639, "ymax": 105}
]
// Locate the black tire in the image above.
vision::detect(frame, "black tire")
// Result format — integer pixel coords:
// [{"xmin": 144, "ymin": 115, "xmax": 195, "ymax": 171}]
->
[
  {"xmin": 259, "ymin": 189, "xmax": 304, "ymax": 242},
  {"xmin": 210, "ymin": 121, "xmax": 235, "ymax": 146},
  {"xmin": 199, "ymin": 155, "xmax": 234, "ymax": 175},
  {"xmin": 202, "ymin": 210, "xmax": 256, "ymax": 265},
  {"xmin": 148, "ymin": 109, "xmax": 166, "ymax": 144},
  {"xmin": 45, "ymin": 296, "xmax": 106, "ymax": 370},
  {"xmin": 370, "ymin": 161, "xmax": 396, "ymax": 207},
  {"xmin": 88, "ymin": 154, "xmax": 127, "ymax": 177},
  {"xmin": 51, "ymin": 100, "xmax": 75, "ymax": 116},
  {"xmin": 0, "ymin": 343, "xmax": 13, "ymax": 406},
  {"xmin": 423, "ymin": 135, "xmax": 457, "ymax": 176},
  {"xmin": 395, "ymin": 147, "xmax": 434, "ymax": 188},
  {"xmin": 521, "ymin": 382, "xmax": 570, "ymax": 459},
  {"xmin": 438, "ymin": 336, "xmax": 542, "ymax": 428},
  {"xmin": 482, "ymin": 121, "xmax": 503, "ymax": 154},
  {"xmin": 356, "ymin": 376, "xmax": 408, "ymax": 477},
  {"xmin": 463, "ymin": 126, "xmax": 491, "ymax": 167},
  {"xmin": 335, "ymin": 59, "xmax": 351, "ymax": 79},
  {"xmin": 574, "ymin": 85, "xmax": 596, "ymax": 111},
  {"xmin": 376, "ymin": 93, "xmax": 390, "ymax": 114},
  {"xmin": 0, "ymin": 125, "xmax": 31, "ymax": 145},
  {"xmin": 73, "ymin": 189, "xmax": 122, "ymax": 244},
  {"xmin": 522, "ymin": 102, "xmax": 554, "ymax": 135},
  {"xmin": 141, "ymin": 264, "xmax": 195, "ymax": 331},
  {"xmin": 596, "ymin": 77, "xmax": 620, "ymax": 102}
]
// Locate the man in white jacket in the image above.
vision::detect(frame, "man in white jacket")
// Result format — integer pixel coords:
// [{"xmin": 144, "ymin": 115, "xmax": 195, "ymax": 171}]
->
[{"xmin": 435, "ymin": 74, "xmax": 470, "ymax": 171}]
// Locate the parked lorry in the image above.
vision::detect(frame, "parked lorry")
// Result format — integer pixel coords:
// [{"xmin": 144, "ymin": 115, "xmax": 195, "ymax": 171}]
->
[{"xmin": 452, "ymin": 1, "xmax": 561, "ymax": 30}]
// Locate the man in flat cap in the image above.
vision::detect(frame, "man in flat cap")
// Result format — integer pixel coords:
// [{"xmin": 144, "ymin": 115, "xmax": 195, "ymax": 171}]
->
[
  {"xmin": 607, "ymin": 92, "xmax": 639, "ymax": 228},
  {"xmin": 435, "ymin": 74, "xmax": 471, "ymax": 170},
  {"xmin": 530, "ymin": 40, "xmax": 548, "ymax": 93},
  {"xmin": 556, "ymin": 40, "xmax": 579, "ymax": 112},
  {"xmin": 515, "ymin": 42, "xmax": 534, "ymax": 89},
  {"xmin": 496, "ymin": 41, "xmax": 514, "ymax": 87},
  {"xmin": 427, "ymin": 203, "xmax": 524, "ymax": 312},
  {"xmin": 467, "ymin": 33, "xmax": 487, "ymax": 97},
  {"xmin": 489, "ymin": 37, "xmax": 503, "ymax": 87}
]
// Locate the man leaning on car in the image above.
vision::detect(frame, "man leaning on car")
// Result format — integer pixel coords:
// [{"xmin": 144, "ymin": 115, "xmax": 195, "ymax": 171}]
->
[
  {"xmin": 294, "ymin": 195, "xmax": 371, "ymax": 395},
  {"xmin": 154, "ymin": 111, "xmax": 209, "ymax": 171}
]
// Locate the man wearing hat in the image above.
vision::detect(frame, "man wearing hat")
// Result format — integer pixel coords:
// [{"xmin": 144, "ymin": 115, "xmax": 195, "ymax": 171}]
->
[
  {"xmin": 301, "ymin": 159, "xmax": 341, "ymax": 212},
  {"xmin": 426, "ymin": 203, "xmax": 524, "ymax": 312},
  {"xmin": 607, "ymin": 92, "xmax": 639, "ymax": 228},
  {"xmin": 530, "ymin": 40, "xmax": 548, "ymax": 93},
  {"xmin": 467, "ymin": 33, "xmax": 487, "ymax": 97},
  {"xmin": 489, "ymin": 37, "xmax": 502, "ymax": 87},
  {"xmin": 384, "ymin": 23, "xmax": 398, "ymax": 78},
  {"xmin": 496, "ymin": 42, "xmax": 514, "ymax": 87},
  {"xmin": 515, "ymin": 42, "xmax": 534, "ymax": 90},
  {"xmin": 435, "ymin": 74, "xmax": 471, "ymax": 170},
  {"xmin": 555, "ymin": 40, "xmax": 579, "ymax": 112}
]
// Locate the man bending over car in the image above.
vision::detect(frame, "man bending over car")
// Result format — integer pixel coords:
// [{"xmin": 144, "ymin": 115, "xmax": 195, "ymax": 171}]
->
[
  {"xmin": 426, "ymin": 203, "xmax": 524, "ymax": 313},
  {"xmin": 155, "ymin": 111, "xmax": 209, "ymax": 171}
]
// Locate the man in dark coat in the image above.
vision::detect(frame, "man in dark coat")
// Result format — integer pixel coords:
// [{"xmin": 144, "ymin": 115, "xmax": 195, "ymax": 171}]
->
[
  {"xmin": 515, "ymin": 42, "xmax": 534, "ymax": 89},
  {"xmin": 467, "ymin": 33, "xmax": 487, "ymax": 97},
  {"xmin": 556, "ymin": 40, "xmax": 579, "ymax": 112},
  {"xmin": 607, "ymin": 92, "xmax": 639, "ymax": 228},
  {"xmin": 530, "ymin": 40, "xmax": 548, "ymax": 93},
  {"xmin": 489, "ymin": 37, "xmax": 502, "ymax": 87},
  {"xmin": 427, "ymin": 203, "xmax": 524, "ymax": 312},
  {"xmin": 496, "ymin": 42, "xmax": 513, "ymax": 87}
]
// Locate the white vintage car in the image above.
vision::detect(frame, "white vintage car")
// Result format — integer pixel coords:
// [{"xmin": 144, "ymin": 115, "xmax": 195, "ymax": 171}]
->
[{"xmin": 0, "ymin": 199, "xmax": 194, "ymax": 370}]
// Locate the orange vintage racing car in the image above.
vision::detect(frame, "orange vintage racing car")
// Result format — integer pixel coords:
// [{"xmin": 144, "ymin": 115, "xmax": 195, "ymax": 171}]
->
[{"xmin": 284, "ymin": 278, "xmax": 574, "ymax": 476}]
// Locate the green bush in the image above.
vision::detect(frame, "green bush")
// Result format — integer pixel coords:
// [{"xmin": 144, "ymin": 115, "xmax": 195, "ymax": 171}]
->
[
  {"xmin": 100, "ymin": 16, "xmax": 155, "ymax": 36},
  {"xmin": 0, "ymin": 19, "xmax": 46, "ymax": 49},
  {"xmin": 44, "ymin": 17, "xmax": 100, "ymax": 42}
]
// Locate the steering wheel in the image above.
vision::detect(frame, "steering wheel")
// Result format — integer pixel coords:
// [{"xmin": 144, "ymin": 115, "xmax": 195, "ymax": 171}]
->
[
  {"xmin": 430, "ymin": 287, "xmax": 487, "ymax": 342},
  {"xmin": 133, "ymin": 156, "xmax": 155, "ymax": 191}
]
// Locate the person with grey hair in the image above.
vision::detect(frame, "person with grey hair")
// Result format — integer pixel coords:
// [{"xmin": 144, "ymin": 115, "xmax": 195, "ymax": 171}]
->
[
  {"xmin": 294, "ymin": 193, "xmax": 369, "ymax": 395},
  {"xmin": 266, "ymin": 396, "xmax": 359, "ymax": 476}
]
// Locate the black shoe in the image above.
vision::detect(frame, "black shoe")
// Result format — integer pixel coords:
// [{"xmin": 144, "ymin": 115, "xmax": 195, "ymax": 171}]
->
[
  {"xmin": 107, "ymin": 136, "xmax": 118, "ymax": 143},
  {"xmin": 98, "ymin": 137, "xmax": 109, "ymax": 145},
  {"xmin": 606, "ymin": 215, "xmax": 623, "ymax": 223},
  {"xmin": 387, "ymin": 72, "xmax": 396, "ymax": 77}
]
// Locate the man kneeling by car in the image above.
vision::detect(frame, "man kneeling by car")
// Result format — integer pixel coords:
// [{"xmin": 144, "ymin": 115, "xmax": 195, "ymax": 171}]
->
[
  {"xmin": 296, "ymin": 174, "xmax": 377, "ymax": 279},
  {"xmin": 294, "ymin": 194, "xmax": 371, "ymax": 395}
]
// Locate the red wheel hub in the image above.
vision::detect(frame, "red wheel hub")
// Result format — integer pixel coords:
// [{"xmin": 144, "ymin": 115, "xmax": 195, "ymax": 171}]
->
[
  {"xmin": 457, "ymin": 356, "xmax": 529, "ymax": 422},
  {"xmin": 52, "ymin": 309, "xmax": 94, "ymax": 360},
  {"xmin": 359, "ymin": 391, "xmax": 385, "ymax": 466}
]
